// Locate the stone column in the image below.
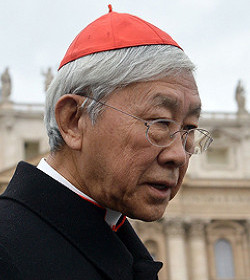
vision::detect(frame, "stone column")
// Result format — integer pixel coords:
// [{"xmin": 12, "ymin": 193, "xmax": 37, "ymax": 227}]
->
[
  {"xmin": 246, "ymin": 221, "xmax": 250, "ymax": 279},
  {"xmin": 165, "ymin": 220, "xmax": 188, "ymax": 280},
  {"xmin": 246, "ymin": 220, "xmax": 250, "ymax": 250},
  {"xmin": 188, "ymin": 221, "xmax": 209, "ymax": 280}
]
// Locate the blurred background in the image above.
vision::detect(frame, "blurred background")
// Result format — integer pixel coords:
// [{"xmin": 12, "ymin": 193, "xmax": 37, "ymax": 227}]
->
[{"xmin": 0, "ymin": 1, "xmax": 250, "ymax": 280}]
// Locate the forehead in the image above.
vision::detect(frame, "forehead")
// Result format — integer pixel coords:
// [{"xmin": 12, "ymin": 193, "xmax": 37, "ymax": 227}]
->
[{"xmin": 121, "ymin": 72, "xmax": 201, "ymax": 117}]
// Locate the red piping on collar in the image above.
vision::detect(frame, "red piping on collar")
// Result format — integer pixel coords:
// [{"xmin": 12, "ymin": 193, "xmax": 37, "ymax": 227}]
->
[
  {"xmin": 78, "ymin": 194, "xmax": 105, "ymax": 209},
  {"xmin": 78, "ymin": 194, "xmax": 126, "ymax": 231},
  {"xmin": 112, "ymin": 215, "xmax": 127, "ymax": 232}
]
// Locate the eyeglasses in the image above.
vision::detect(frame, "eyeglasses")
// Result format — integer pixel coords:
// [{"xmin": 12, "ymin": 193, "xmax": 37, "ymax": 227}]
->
[{"xmin": 81, "ymin": 96, "xmax": 213, "ymax": 155}]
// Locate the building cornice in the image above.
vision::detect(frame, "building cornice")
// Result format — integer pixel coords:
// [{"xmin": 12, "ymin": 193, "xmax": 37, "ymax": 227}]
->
[{"xmin": 183, "ymin": 176, "xmax": 250, "ymax": 188}]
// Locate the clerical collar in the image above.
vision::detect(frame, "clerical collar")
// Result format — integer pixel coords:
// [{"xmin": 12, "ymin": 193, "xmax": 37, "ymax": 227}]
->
[{"xmin": 37, "ymin": 158, "xmax": 123, "ymax": 230}]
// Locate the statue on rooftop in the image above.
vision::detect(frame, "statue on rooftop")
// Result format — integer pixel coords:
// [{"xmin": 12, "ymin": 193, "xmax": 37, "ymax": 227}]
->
[
  {"xmin": 235, "ymin": 80, "xmax": 248, "ymax": 115},
  {"xmin": 42, "ymin": 67, "xmax": 54, "ymax": 92},
  {"xmin": 1, "ymin": 67, "xmax": 11, "ymax": 102}
]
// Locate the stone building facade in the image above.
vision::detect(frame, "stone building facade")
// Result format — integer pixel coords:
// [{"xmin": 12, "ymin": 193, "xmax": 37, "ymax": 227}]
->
[
  {"xmin": 0, "ymin": 72, "xmax": 249, "ymax": 280},
  {"xmin": 0, "ymin": 101, "xmax": 49, "ymax": 172},
  {"xmin": 0, "ymin": 68, "xmax": 49, "ymax": 172}
]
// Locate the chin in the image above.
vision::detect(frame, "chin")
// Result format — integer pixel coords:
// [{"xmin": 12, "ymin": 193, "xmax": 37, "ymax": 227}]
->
[{"xmin": 127, "ymin": 207, "xmax": 166, "ymax": 222}]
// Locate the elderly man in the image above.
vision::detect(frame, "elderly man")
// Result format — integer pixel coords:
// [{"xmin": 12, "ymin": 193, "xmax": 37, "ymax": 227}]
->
[{"xmin": 0, "ymin": 6, "xmax": 213, "ymax": 280}]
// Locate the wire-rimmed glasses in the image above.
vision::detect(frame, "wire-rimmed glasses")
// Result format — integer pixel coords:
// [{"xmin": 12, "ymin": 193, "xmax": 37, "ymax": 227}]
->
[{"xmin": 81, "ymin": 96, "xmax": 213, "ymax": 155}]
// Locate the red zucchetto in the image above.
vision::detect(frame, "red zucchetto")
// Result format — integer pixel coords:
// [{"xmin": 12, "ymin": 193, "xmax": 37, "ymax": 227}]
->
[{"xmin": 59, "ymin": 4, "xmax": 182, "ymax": 69}]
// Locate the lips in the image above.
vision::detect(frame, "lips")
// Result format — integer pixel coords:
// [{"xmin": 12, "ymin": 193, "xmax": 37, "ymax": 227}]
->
[
  {"xmin": 144, "ymin": 182, "xmax": 172, "ymax": 201},
  {"xmin": 138, "ymin": 175, "xmax": 179, "ymax": 202},
  {"xmin": 150, "ymin": 183, "xmax": 169, "ymax": 190},
  {"xmin": 147, "ymin": 179, "xmax": 176, "ymax": 190}
]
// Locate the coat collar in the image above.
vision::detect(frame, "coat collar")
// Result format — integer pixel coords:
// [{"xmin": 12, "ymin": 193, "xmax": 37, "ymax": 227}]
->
[
  {"xmin": 2, "ymin": 162, "xmax": 132, "ymax": 280},
  {"xmin": 2, "ymin": 161, "xmax": 162, "ymax": 280},
  {"xmin": 37, "ymin": 158, "xmax": 123, "ymax": 229}
]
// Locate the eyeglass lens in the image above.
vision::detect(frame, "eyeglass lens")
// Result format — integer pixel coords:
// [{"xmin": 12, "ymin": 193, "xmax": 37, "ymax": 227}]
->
[{"xmin": 146, "ymin": 120, "xmax": 212, "ymax": 155}]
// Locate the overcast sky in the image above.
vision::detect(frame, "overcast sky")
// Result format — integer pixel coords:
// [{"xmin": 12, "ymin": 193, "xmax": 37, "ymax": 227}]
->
[{"xmin": 0, "ymin": 0, "xmax": 249, "ymax": 112}]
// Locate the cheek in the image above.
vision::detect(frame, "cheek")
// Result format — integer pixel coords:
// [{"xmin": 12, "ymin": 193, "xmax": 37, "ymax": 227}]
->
[
  {"xmin": 81, "ymin": 120, "xmax": 158, "ymax": 205},
  {"xmin": 83, "ymin": 128, "xmax": 153, "ymax": 186},
  {"xmin": 103, "ymin": 123, "xmax": 154, "ymax": 177},
  {"xmin": 84, "ymin": 147, "xmax": 156, "ymax": 211},
  {"xmin": 108, "ymin": 145, "xmax": 156, "ymax": 187},
  {"xmin": 100, "ymin": 147, "xmax": 157, "ymax": 205}
]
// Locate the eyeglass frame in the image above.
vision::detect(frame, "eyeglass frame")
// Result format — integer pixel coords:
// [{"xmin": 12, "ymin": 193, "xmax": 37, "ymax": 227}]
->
[{"xmin": 79, "ymin": 95, "xmax": 213, "ymax": 155}]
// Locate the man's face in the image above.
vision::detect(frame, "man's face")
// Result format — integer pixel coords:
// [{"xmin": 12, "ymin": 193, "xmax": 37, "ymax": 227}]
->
[{"xmin": 76, "ymin": 72, "xmax": 201, "ymax": 221}]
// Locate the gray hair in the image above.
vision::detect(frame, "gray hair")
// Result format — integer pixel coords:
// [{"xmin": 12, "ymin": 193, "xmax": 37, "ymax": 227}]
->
[{"xmin": 45, "ymin": 45, "xmax": 195, "ymax": 151}]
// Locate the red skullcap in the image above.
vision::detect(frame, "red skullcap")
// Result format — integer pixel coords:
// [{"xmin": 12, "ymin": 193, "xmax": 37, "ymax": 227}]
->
[{"xmin": 59, "ymin": 5, "xmax": 182, "ymax": 69}]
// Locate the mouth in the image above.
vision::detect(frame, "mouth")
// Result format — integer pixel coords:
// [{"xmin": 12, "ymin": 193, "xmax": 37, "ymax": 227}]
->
[
  {"xmin": 148, "ymin": 179, "xmax": 176, "ymax": 189},
  {"xmin": 150, "ymin": 183, "xmax": 169, "ymax": 190},
  {"xmin": 145, "ymin": 182, "xmax": 175, "ymax": 200}
]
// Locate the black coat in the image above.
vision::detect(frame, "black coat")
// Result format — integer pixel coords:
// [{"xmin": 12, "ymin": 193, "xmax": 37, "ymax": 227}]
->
[{"xmin": 0, "ymin": 162, "xmax": 162, "ymax": 280}]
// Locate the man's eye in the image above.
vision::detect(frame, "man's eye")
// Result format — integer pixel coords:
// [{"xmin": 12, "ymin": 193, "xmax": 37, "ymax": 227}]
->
[
  {"xmin": 158, "ymin": 120, "xmax": 171, "ymax": 125},
  {"xmin": 155, "ymin": 120, "xmax": 173, "ymax": 128},
  {"xmin": 183, "ymin": 125, "xmax": 197, "ymax": 131}
]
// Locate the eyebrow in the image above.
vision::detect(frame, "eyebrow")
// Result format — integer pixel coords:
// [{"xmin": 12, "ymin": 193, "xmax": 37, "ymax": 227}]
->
[
  {"xmin": 188, "ymin": 104, "xmax": 202, "ymax": 118},
  {"xmin": 151, "ymin": 94, "xmax": 178, "ymax": 110},
  {"xmin": 151, "ymin": 93, "xmax": 202, "ymax": 118}
]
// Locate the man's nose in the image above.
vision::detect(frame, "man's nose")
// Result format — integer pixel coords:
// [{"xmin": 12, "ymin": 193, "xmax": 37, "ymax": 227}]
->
[{"xmin": 157, "ymin": 134, "xmax": 188, "ymax": 167}]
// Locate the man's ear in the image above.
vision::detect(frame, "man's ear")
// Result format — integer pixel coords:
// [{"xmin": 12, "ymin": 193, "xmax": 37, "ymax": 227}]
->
[{"xmin": 55, "ymin": 94, "xmax": 87, "ymax": 150}]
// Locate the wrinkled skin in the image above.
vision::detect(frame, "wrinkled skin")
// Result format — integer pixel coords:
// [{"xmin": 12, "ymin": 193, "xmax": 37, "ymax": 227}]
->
[{"xmin": 49, "ymin": 72, "xmax": 201, "ymax": 222}]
